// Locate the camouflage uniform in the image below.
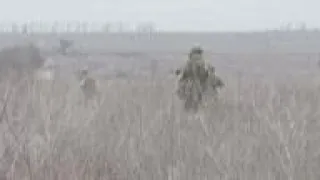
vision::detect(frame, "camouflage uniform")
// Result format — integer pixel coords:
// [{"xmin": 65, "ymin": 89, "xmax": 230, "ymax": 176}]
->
[
  {"xmin": 78, "ymin": 67, "xmax": 89, "ymax": 82},
  {"xmin": 78, "ymin": 68, "xmax": 100, "ymax": 107},
  {"xmin": 58, "ymin": 39, "xmax": 73, "ymax": 55},
  {"xmin": 176, "ymin": 46, "xmax": 211, "ymax": 110},
  {"xmin": 203, "ymin": 65, "xmax": 224, "ymax": 98}
]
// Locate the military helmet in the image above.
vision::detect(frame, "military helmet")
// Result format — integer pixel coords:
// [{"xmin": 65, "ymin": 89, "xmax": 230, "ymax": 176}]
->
[
  {"xmin": 80, "ymin": 66, "xmax": 88, "ymax": 72},
  {"xmin": 190, "ymin": 45, "xmax": 203, "ymax": 55},
  {"xmin": 79, "ymin": 66, "xmax": 89, "ymax": 78}
]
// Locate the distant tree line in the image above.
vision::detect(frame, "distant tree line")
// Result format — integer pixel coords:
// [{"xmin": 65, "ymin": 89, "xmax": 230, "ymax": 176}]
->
[
  {"xmin": 0, "ymin": 21, "xmax": 156, "ymax": 34},
  {"xmin": 268, "ymin": 22, "xmax": 320, "ymax": 32}
]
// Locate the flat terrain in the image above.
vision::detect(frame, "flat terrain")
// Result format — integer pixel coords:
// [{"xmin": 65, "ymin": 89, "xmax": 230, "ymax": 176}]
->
[{"xmin": 0, "ymin": 32, "xmax": 320, "ymax": 180}]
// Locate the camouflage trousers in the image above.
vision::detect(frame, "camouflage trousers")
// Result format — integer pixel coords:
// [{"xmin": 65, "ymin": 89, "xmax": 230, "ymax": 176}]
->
[{"xmin": 176, "ymin": 79, "xmax": 205, "ymax": 111}]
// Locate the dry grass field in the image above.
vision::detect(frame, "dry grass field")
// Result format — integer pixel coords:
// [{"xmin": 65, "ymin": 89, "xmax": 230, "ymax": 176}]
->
[{"xmin": 1, "ymin": 32, "xmax": 320, "ymax": 180}]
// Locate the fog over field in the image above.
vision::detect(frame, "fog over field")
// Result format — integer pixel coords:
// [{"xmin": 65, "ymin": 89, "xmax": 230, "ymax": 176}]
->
[
  {"xmin": 0, "ymin": 30, "xmax": 320, "ymax": 179},
  {"xmin": 1, "ymin": 0, "xmax": 319, "ymax": 31}
]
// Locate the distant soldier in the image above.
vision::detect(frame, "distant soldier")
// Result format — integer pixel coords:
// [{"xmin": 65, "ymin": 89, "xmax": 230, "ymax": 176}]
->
[
  {"xmin": 21, "ymin": 23, "xmax": 28, "ymax": 35},
  {"xmin": 175, "ymin": 45, "xmax": 212, "ymax": 111},
  {"xmin": 77, "ymin": 67, "xmax": 100, "ymax": 107},
  {"xmin": 58, "ymin": 39, "xmax": 73, "ymax": 55}
]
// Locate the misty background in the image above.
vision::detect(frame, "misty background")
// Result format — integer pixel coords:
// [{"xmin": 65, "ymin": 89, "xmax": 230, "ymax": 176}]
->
[{"xmin": 0, "ymin": 0, "xmax": 316, "ymax": 31}]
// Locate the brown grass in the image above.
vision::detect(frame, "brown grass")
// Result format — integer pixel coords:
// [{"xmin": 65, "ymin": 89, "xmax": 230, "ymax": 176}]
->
[{"xmin": 0, "ymin": 69, "xmax": 319, "ymax": 180}]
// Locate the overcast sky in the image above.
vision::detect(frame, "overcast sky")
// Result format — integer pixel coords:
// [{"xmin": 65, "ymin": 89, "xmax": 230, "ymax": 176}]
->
[{"xmin": 0, "ymin": 0, "xmax": 315, "ymax": 31}]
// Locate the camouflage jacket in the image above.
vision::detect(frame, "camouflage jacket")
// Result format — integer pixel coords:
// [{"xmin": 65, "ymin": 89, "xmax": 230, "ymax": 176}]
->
[
  {"xmin": 179, "ymin": 60, "xmax": 209, "ymax": 83},
  {"xmin": 206, "ymin": 74, "xmax": 224, "ymax": 90}
]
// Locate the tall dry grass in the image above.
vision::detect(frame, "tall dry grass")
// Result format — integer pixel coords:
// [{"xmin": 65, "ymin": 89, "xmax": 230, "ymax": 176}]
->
[{"xmin": 0, "ymin": 73, "xmax": 320, "ymax": 180}]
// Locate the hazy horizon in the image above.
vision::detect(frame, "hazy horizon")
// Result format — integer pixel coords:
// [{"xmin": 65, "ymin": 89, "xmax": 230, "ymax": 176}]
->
[{"xmin": 0, "ymin": 0, "xmax": 315, "ymax": 32}]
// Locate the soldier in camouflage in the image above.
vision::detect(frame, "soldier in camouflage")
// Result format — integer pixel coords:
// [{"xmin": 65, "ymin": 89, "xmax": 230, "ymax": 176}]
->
[
  {"xmin": 77, "ymin": 67, "xmax": 100, "ymax": 107},
  {"xmin": 175, "ymin": 45, "xmax": 225, "ymax": 111},
  {"xmin": 58, "ymin": 39, "xmax": 73, "ymax": 55},
  {"xmin": 175, "ymin": 45, "xmax": 211, "ymax": 110}
]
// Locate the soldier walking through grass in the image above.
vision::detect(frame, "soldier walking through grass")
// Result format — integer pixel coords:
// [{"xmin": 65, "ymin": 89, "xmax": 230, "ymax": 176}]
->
[
  {"xmin": 175, "ymin": 45, "xmax": 225, "ymax": 111},
  {"xmin": 175, "ymin": 45, "xmax": 211, "ymax": 111},
  {"xmin": 77, "ymin": 67, "xmax": 100, "ymax": 107}
]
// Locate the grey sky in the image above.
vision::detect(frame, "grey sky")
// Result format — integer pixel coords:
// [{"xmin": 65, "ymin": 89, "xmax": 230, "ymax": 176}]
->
[{"xmin": 0, "ymin": 0, "xmax": 316, "ymax": 31}]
